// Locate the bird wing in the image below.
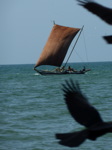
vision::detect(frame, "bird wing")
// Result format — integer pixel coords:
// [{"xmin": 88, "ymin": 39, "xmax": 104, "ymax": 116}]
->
[
  {"xmin": 103, "ymin": 35, "xmax": 112, "ymax": 44},
  {"xmin": 56, "ymin": 130, "xmax": 88, "ymax": 147},
  {"xmin": 62, "ymin": 79, "xmax": 103, "ymax": 128},
  {"xmin": 77, "ymin": 0, "xmax": 112, "ymax": 25}
]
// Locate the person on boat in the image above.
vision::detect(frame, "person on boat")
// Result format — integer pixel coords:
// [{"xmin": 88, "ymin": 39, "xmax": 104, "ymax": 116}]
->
[
  {"xmin": 79, "ymin": 66, "xmax": 86, "ymax": 73},
  {"xmin": 67, "ymin": 66, "xmax": 77, "ymax": 72},
  {"xmin": 82, "ymin": 66, "xmax": 86, "ymax": 72},
  {"xmin": 67, "ymin": 66, "xmax": 73, "ymax": 71}
]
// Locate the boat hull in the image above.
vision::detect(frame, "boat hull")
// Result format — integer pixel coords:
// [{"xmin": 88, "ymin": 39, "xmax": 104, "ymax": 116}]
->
[{"xmin": 34, "ymin": 68, "xmax": 90, "ymax": 75}]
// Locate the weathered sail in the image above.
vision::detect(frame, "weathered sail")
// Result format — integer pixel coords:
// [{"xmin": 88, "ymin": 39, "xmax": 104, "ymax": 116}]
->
[{"xmin": 34, "ymin": 24, "xmax": 80, "ymax": 68}]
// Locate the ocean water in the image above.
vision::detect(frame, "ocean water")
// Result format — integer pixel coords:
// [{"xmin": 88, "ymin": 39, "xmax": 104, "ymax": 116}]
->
[{"xmin": 0, "ymin": 62, "xmax": 112, "ymax": 150}]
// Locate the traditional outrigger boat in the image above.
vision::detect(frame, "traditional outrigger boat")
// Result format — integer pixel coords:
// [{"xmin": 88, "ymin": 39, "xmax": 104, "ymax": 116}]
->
[{"xmin": 34, "ymin": 24, "xmax": 91, "ymax": 75}]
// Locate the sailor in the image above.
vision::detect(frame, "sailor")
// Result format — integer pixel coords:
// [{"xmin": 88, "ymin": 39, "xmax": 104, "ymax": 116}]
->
[
  {"xmin": 68, "ymin": 66, "xmax": 72, "ymax": 71},
  {"xmin": 67, "ymin": 66, "xmax": 75, "ymax": 72},
  {"xmin": 82, "ymin": 66, "xmax": 86, "ymax": 71}
]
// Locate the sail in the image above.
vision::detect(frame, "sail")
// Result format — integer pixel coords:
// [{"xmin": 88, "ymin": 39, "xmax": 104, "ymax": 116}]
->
[{"xmin": 34, "ymin": 24, "xmax": 80, "ymax": 68}]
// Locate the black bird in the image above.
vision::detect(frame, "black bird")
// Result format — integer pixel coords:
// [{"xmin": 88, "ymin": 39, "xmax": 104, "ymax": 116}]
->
[
  {"xmin": 103, "ymin": 35, "xmax": 112, "ymax": 44},
  {"xmin": 55, "ymin": 79, "xmax": 112, "ymax": 147},
  {"xmin": 77, "ymin": 0, "xmax": 112, "ymax": 25},
  {"xmin": 77, "ymin": 0, "xmax": 112, "ymax": 44}
]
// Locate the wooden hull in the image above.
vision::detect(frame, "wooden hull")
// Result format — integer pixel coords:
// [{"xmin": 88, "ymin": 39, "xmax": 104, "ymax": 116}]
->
[{"xmin": 34, "ymin": 68, "xmax": 91, "ymax": 75}]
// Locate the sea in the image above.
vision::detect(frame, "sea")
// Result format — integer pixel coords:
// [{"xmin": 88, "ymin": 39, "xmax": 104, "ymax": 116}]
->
[{"xmin": 0, "ymin": 61, "xmax": 112, "ymax": 150}]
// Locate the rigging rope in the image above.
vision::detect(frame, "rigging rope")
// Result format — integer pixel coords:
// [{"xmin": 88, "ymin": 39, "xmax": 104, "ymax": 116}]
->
[
  {"xmin": 74, "ymin": 27, "xmax": 90, "ymax": 67},
  {"xmin": 64, "ymin": 25, "xmax": 84, "ymax": 68},
  {"xmin": 82, "ymin": 29, "xmax": 89, "ymax": 63}
]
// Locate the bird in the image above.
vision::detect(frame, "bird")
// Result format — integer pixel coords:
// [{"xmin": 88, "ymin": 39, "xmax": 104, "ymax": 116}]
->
[
  {"xmin": 103, "ymin": 35, "xmax": 112, "ymax": 44},
  {"xmin": 55, "ymin": 79, "xmax": 112, "ymax": 147},
  {"xmin": 77, "ymin": 0, "xmax": 112, "ymax": 25},
  {"xmin": 77, "ymin": 0, "xmax": 112, "ymax": 44}
]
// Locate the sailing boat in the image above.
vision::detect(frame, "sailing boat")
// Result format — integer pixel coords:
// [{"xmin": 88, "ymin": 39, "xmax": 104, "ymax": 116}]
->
[{"xmin": 34, "ymin": 24, "xmax": 91, "ymax": 75}]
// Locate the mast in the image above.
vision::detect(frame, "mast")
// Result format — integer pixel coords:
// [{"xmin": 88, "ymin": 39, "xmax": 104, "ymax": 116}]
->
[{"xmin": 63, "ymin": 25, "xmax": 84, "ymax": 68}]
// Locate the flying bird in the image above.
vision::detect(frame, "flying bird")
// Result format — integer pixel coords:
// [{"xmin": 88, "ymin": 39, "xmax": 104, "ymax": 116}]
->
[
  {"xmin": 103, "ymin": 35, "xmax": 112, "ymax": 44},
  {"xmin": 55, "ymin": 79, "xmax": 112, "ymax": 147},
  {"xmin": 77, "ymin": 0, "xmax": 112, "ymax": 44},
  {"xmin": 77, "ymin": 0, "xmax": 112, "ymax": 25}
]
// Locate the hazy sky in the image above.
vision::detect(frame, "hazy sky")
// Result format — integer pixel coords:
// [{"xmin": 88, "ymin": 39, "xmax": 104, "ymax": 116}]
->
[{"xmin": 0, "ymin": 0, "xmax": 112, "ymax": 65}]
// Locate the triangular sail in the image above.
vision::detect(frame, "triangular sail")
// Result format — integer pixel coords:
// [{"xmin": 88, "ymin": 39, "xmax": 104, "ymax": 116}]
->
[{"xmin": 34, "ymin": 24, "xmax": 80, "ymax": 68}]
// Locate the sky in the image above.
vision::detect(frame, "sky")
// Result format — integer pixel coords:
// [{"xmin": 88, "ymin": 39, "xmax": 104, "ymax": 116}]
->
[{"xmin": 0, "ymin": 0, "xmax": 112, "ymax": 65}]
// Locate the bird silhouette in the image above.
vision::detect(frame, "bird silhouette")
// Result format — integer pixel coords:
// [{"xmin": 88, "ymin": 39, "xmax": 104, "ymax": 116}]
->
[
  {"xmin": 55, "ymin": 79, "xmax": 112, "ymax": 147},
  {"xmin": 77, "ymin": 0, "xmax": 112, "ymax": 44},
  {"xmin": 77, "ymin": 0, "xmax": 112, "ymax": 24},
  {"xmin": 103, "ymin": 35, "xmax": 112, "ymax": 44}
]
